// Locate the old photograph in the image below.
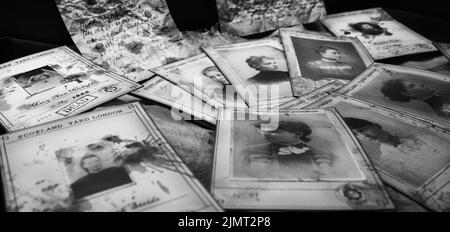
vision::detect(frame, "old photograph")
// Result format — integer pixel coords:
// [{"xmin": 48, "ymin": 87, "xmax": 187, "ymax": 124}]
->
[
  {"xmin": 0, "ymin": 46, "xmax": 140, "ymax": 132},
  {"xmin": 337, "ymin": 63, "xmax": 450, "ymax": 129},
  {"xmin": 0, "ymin": 103, "xmax": 222, "ymax": 212},
  {"xmin": 309, "ymin": 94, "xmax": 450, "ymax": 211},
  {"xmin": 212, "ymin": 108, "xmax": 394, "ymax": 210},
  {"xmin": 216, "ymin": 0, "xmax": 326, "ymax": 36},
  {"xmin": 280, "ymin": 30, "xmax": 372, "ymax": 95},
  {"xmin": 203, "ymin": 39, "xmax": 295, "ymax": 108},
  {"xmin": 151, "ymin": 54, "xmax": 247, "ymax": 109},
  {"xmin": 321, "ymin": 8, "xmax": 436, "ymax": 60},
  {"xmin": 132, "ymin": 76, "xmax": 218, "ymax": 124}
]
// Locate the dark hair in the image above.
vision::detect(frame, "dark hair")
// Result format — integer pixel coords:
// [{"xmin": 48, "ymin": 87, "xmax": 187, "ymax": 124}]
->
[
  {"xmin": 344, "ymin": 117, "xmax": 401, "ymax": 147},
  {"xmin": 257, "ymin": 120, "xmax": 312, "ymax": 142},
  {"xmin": 380, "ymin": 79, "xmax": 414, "ymax": 102},
  {"xmin": 343, "ymin": 117, "xmax": 382, "ymax": 131},
  {"xmin": 245, "ymin": 56, "xmax": 272, "ymax": 70},
  {"xmin": 79, "ymin": 154, "xmax": 100, "ymax": 172},
  {"xmin": 350, "ymin": 22, "xmax": 384, "ymax": 35},
  {"xmin": 317, "ymin": 46, "xmax": 339, "ymax": 55}
]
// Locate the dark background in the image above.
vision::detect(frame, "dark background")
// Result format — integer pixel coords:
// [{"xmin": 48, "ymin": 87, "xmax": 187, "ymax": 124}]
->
[{"xmin": 0, "ymin": 0, "xmax": 449, "ymax": 212}]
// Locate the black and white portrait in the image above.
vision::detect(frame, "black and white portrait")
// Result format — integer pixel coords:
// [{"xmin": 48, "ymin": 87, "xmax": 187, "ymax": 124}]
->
[
  {"xmin": 321, "ymin": 8, "xmax": 436, "ymax": 59},
  {"xmin": 231, "ymin": 114, "xmax": 363, "ymax": 181},
  {"xmin": 244, "ymin": 54, "xmax": 290, "ymax": 85},
  {"xmin": 341, "ymin": 65, "xmax": 450, "ymax": 127},
  {"xmin": 380, "ymin": 78, "xmax": 450, "ymax": 118},
  {"xmin": 347, "ymin": 22, "xmax": 392, "ymax": 39},
  {"xmin": 317, "ymin": 99, "xmax": 450, "ymax": 190},
  {"xmin": 290, "ymin": 38, "xmax": 368, "ymax": 81}
]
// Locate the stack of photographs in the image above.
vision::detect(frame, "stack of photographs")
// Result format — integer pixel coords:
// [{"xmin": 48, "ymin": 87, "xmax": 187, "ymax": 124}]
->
[
  {"xmin": 321, "ymin": 8, "xmax": 436, "ymax": 60},
  {"xmin": 0, "ymin": 103, "xmax": 222, "ymax": 212},
  {"xmin": 0, "ymin": 46, "xmax": 141, "ymax": 132},
  {"xmin": 212, "ymin": 108, "xmax": 394, "ymax": 210},
  {"xmin": 1, "ymin": 4, "xmax": 450, "ymax": 212}
]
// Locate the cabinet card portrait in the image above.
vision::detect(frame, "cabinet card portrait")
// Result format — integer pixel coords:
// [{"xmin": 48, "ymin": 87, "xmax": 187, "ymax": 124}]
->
[
  {"xmin": 56, "ymin": 0, "xmax": 193, "ymax": 82},
  {"xmin": 278, "ymin": 80, "xmax": 346, "ymax": 110},
  {"xmin": 212, "ymin": 108, "xmax": 394, "ymax": 210},
  {"xmin": 151, "ymin": 54, "xmax": 247, "ymax": 109},
  {"xmin": 321, "ymin": 8, "xmax": 436, "ymax": 60},
  {"xmin": 0, "ymin": 46, "xmax": 140, "ymax": 132},
  {"xmin": 0, "ymin": 103, "xmax": 222, "ymax": 212},
  {"xmin": 132, "ymin": 76, "xmax": 217, "ymax": 124},
  {"xmin": 309, "ymin": 94, "xmax": 450, "ymax": 211},
  {"xmin": 435, "ymin": 42, "xmax": 450, "ymax": 61},
  {"xmin": 216, "ymin": 0, "xmax": 327, "ymax": 36},
  {"xmin": 337, "ymin": 63, "xmax": 450, "ymax": 130},
  {"xmin": 203, "ymin": 39, "xmax": 295, "ymax": 108},
  {"xmin": 280, "ymin": 30, "xmax": 372, "ymax": 95}
]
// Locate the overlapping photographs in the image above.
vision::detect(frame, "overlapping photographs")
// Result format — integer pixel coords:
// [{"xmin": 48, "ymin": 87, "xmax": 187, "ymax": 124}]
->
[
  {"xmin": 278, "ymin": 80, "xmax": 345, "ymax": 109},
  {"xmin": 216, "ymin": 0, "xmax": 327, "ymax": 36},
  {"xmin": 337, "ymin": 63, "xmax": 450, "ymax": 129},
  {"xmin": 280, "ymin": 30, "xmax": 372, "ymax": 95},
  {"xmin": 435, "ymin": 42, "xmax": 450, "ymax": 61},
  {"xmin": 212, "ymin": 108, "xmax": 394, "ymax": 210},
  {"xmin": 0, "ymin": 46, "xmax": 140, "ymax": 132},
  {"xmin": 151, "ymin": 54, "xmax": 247, "ymax": 109},
  {"xmin": 203, "ymin": 39, "xmax": 295, "ymax": 108},
  {"xmin": 132, "ymin": 76, "xmax": 217, "ymax": 124},
  {"xmin": 0, "ymin": 103, "xmax": 222, "ymax": 212},
  {"xmin": 309, "ymin": 94, "xmax": 450, "ymax": 211},
  {"xmin": 321, "ymin": 8, "xmax": 436, "ymax": 60}
]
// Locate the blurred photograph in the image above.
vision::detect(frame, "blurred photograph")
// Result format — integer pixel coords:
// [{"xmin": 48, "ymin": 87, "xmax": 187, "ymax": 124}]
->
[
  {"xmin": 338, "ymin": 64, "xmax": 450, "ymax": 128},
  {"xmin": 309, "ymin": 94, "xmax": 450, "ymax": 211}
]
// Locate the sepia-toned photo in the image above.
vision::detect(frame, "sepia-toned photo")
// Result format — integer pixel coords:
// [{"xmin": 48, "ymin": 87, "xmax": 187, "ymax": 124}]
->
[
  {"xmin": 212, "ymin": 108, "xmax": 394, "ymax": 210},
  {"xmin": 151, "ymin": 54, "xmax": 246, "ymax": 108},
  {"xmin": 216, "ymin": 0, "xmax": 327, "ymax": 36},
  {"xmin": 308, "ymin": 94, "xmax": 450, "ymax": 211},
  {"xmin": 203, "ymin": 39, "xmax": 294, "ymax": 107},
  {"xmin": 338, "ymin": 63, "xmax": 450, "ymax": 129},
  {"xmin": 281, "ymin": 30, "xmax": 372, "ymax": 95},
  {"xmin": 0, "ymin": 103, "xmax": 222, "ymax": 212},
  {"xmin": 321, "ymin": 8, "xmax": 436, "ymax": 60},
  {"xmin": 0, "ymin": 46, "xmax": 140, "ymax": 132}
]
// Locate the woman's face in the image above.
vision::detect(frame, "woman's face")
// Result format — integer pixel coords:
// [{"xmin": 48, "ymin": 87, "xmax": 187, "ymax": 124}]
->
[{"xmin": 402, "ymin": 80, "xmax": 435, "ymax": 100}]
